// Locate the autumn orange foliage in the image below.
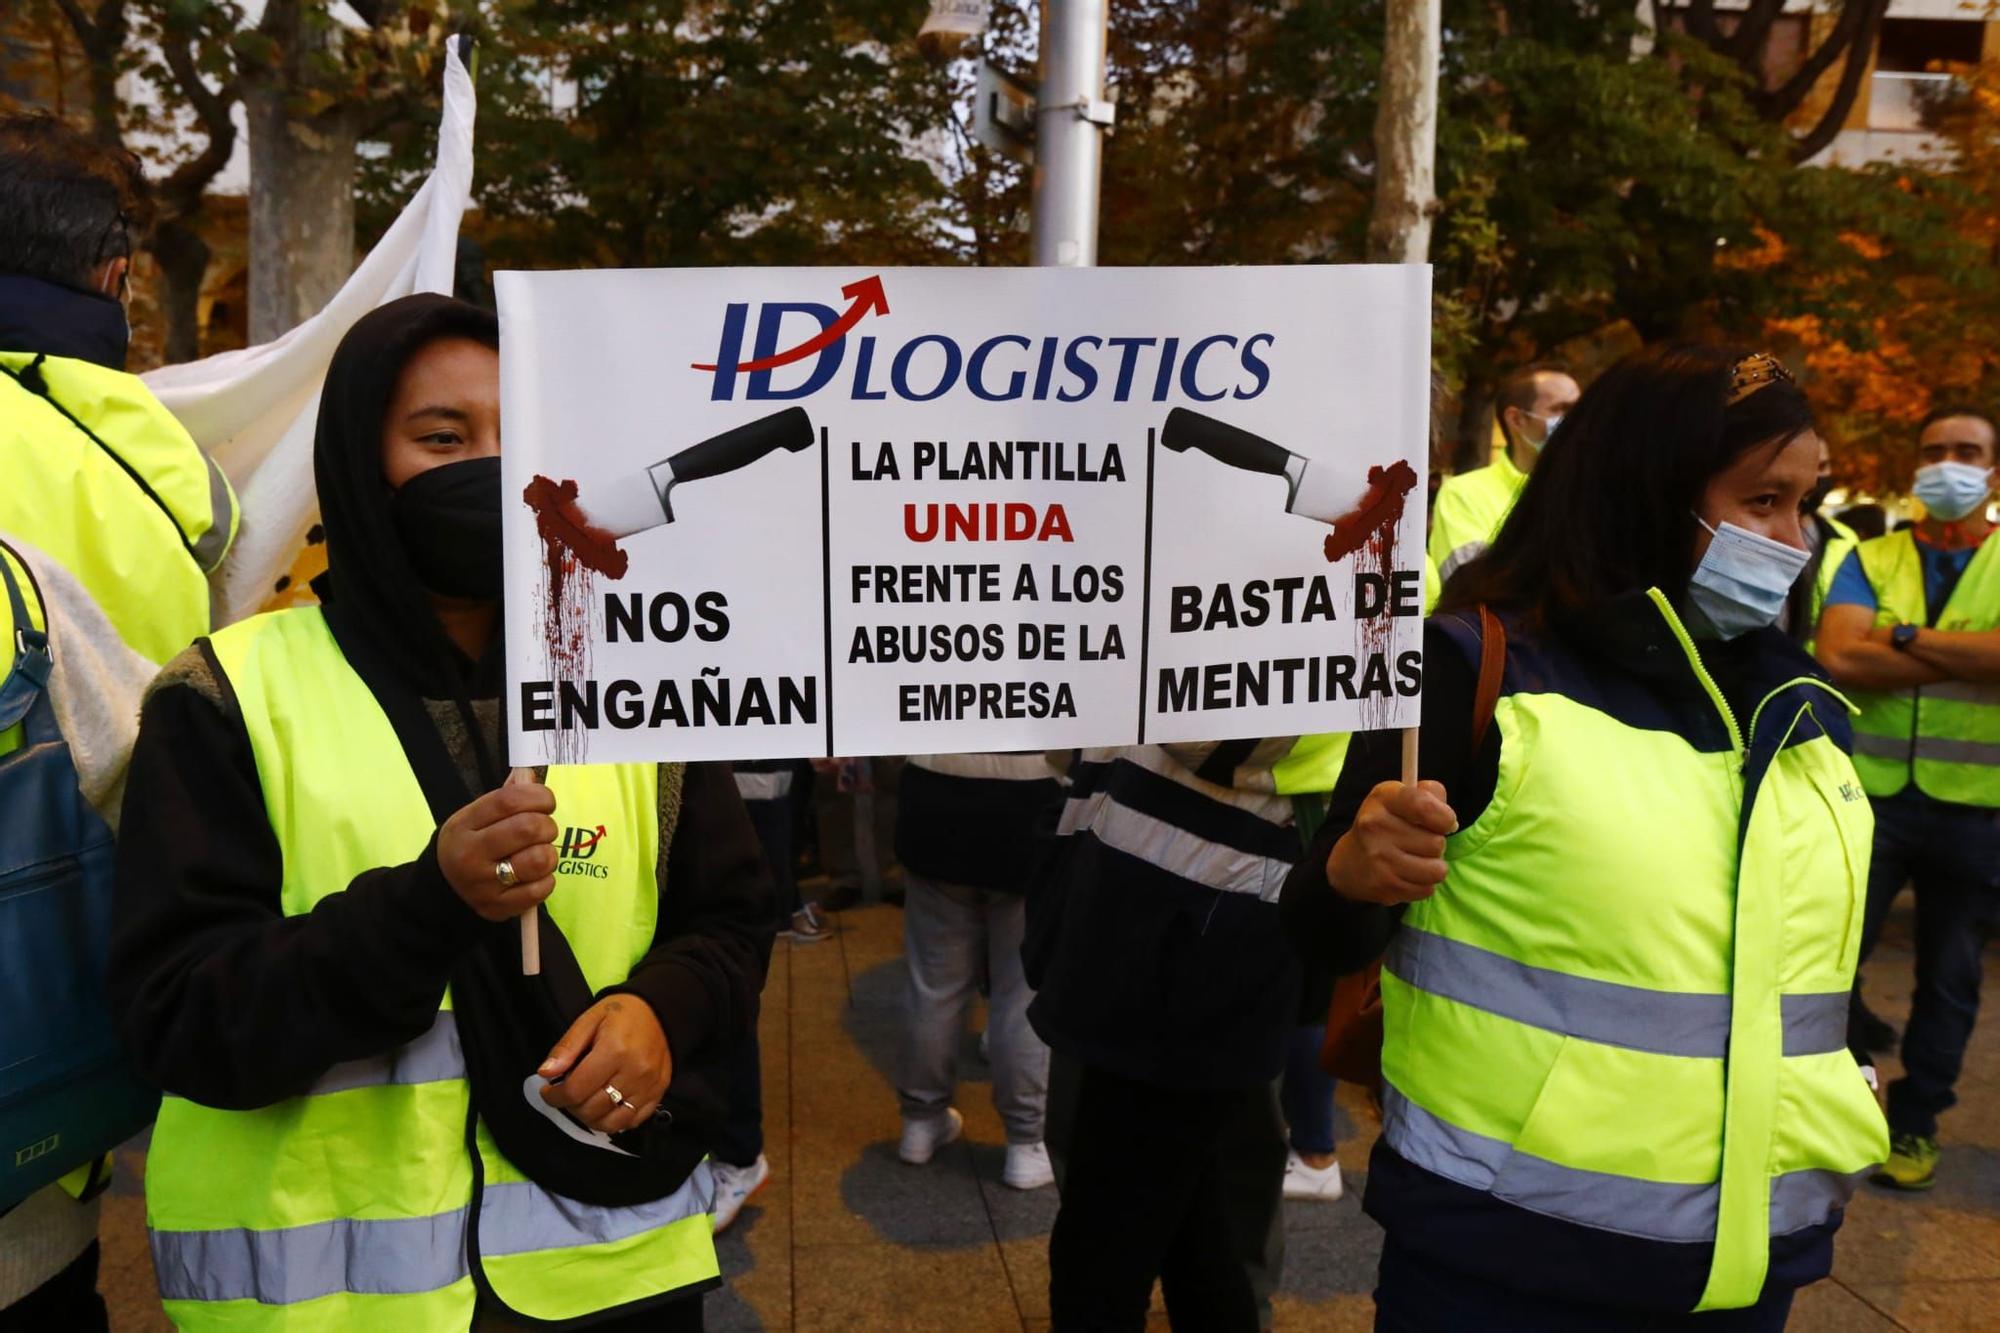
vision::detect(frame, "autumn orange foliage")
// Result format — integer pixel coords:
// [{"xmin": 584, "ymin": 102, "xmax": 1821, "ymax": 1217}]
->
[{"xmin": 1741, "ymin": 64, "xmax": 2000, "ymax": 494}]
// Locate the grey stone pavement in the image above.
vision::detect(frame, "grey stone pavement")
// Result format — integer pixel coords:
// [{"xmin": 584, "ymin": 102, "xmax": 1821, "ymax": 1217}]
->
[{"xmin": 96, "ymin": 899, "xmax": 1999, "ymax": 1330}]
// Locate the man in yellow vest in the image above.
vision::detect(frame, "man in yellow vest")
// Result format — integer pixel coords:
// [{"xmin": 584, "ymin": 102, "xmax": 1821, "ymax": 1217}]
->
[
  {"xmin": 1816, "ymin": 405, "xmax": 2000, "ymax": 1192},
  {"xmin": 1427, "ymin": 363, "xmax": 1578, "ymax": 585},
  {"xmin": 0, "ymin": 115, "xmax": 237, "ymax": 666},
  {"xmin": 0, "ymin": 113, "xmax": 238, "ymax": 1330},
  {"xmin": 1790, "ymin": 432, "xmax": 1860, "ymax": 647}
]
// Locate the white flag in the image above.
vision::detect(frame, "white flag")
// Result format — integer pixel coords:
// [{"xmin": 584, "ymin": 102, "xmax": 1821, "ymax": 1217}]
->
[{"xmin": 143, "ymin": 39, "xmax": 477, "ymax": 625}]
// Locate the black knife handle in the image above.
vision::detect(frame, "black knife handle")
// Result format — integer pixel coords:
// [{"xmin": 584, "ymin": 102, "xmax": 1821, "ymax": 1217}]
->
[
  {"xmin": 1159, "ymin": 407, "xmax": 1291, "ymax": 477},
  {"xmin": 668, "ymin": 406, "xmax": 815, "ymax": 484}
]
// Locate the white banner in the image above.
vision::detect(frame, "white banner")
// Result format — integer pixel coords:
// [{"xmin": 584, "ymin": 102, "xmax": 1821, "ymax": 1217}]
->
[
  {"xmin": 144, "ymin": 38, "xmax": 477, "ymax": 625},
  {"xmin": 498, "ymin": 265, "xmax": 1430, "ymax": 765}
]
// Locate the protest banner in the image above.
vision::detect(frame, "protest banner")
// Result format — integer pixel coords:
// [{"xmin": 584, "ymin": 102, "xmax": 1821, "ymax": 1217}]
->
[{"xmin": 497, "ymin": 265, "xmax": 1430, "ymax": 765}]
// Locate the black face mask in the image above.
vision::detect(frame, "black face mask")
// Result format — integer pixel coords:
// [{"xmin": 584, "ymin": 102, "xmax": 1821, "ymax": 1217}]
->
[
  {"xmin": 392, "ymin": 457, "xmax": 503, "ymax": 599},
  {"xmin": 1803, "ymin": 475, "xmax": 1835, "ymax": 516}
]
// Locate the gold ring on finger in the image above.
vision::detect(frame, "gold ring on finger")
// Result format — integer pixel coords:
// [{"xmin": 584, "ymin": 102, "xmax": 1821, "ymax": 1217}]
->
[
  {"xmin": 603, "ymin": 1084, "xmax": 625, "ymax": 1108},
  {"xmin": 494, "ymin": 858, "xmax": 518, "ymax": 888}
]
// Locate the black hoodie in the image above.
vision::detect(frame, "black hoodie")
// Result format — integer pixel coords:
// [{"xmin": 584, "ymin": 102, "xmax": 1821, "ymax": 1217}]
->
[{"xmin": 107, "ymin": 294, "xmax": 773, "ymax": 1111}]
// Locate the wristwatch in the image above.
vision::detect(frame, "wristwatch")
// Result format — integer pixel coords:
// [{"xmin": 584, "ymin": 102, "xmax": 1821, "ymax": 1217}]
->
[{"xmin": 1891, "ymin": 623, "xmax": 1920, "ymax": 652}]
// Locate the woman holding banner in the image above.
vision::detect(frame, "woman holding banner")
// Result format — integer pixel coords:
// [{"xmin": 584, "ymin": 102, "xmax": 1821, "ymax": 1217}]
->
[
  {"xmin": 1282, "ymin": 346, "xmax": 1889, "ymax": 1331},
  {"xmin": 108, "ymin": 295, "xmax": 772, "ymax": 1331}
]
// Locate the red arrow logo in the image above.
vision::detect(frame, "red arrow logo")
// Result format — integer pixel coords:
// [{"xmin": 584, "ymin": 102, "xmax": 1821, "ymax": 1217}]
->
[{"xmin": 691, "ymin": 275, "xmax": 890, "ymax": 373}]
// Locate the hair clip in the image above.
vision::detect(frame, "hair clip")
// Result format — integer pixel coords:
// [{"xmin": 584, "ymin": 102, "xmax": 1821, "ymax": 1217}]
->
[{"xmin": 1728, "ymin": 353, "xmax": 1794, "ymax": 405}]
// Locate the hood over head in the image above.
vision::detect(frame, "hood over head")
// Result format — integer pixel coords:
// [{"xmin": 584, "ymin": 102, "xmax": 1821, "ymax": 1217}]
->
[{"xmin": 313, "ymin": 293, "xmax": 502, "ymax": 707}]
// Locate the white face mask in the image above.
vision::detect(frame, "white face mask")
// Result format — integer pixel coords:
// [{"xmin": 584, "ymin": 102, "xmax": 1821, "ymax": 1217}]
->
[
  {"xmin": 1911, "ymin": 461, "xmax": 1994, "ymax": 523},
  {"xmin": 1687, "ymin": 514, "xmax": 1811, "ymax": 640},
  {"xmin": 1523, "ymin": 411, "xmax": 1563, "ymax": 452}
]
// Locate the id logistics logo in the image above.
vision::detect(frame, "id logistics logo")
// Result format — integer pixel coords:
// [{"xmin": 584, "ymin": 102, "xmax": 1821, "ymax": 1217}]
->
[
  {"xmin": 695, "ymin": 274, "xmax": 1277, "ymax": 406},
  {"xmin": 559, "ymin": 825, "xmax": 610, "ymax": 878}
]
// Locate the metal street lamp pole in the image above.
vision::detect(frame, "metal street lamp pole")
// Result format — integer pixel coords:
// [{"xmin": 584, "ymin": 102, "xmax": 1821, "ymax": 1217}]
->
[{"xmin": 1032, "ymin": 0, "xmax": 1113, "ymax": 267}]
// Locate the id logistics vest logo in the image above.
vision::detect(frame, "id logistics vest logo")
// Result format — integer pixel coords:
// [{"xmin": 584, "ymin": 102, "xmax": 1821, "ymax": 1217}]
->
[{"xmin": 559, "ymin": 825, "xmax": 610, "ymax": 878}]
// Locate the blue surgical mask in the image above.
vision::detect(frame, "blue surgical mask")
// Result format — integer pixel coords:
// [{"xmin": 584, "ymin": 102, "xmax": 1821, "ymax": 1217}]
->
[
  {"xmin": 1687, "ymin": 514, "xmax": 1810, "ymax": 640},
  {"xmin": 1911, "ymin": 461, "xmax": 1994, "ymax": 523}
]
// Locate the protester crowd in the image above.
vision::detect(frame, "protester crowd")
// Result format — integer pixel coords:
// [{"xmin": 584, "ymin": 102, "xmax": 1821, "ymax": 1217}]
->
[{"xmin": 4, "ymin": 110, "xmax": 1997, "ymax": 1333}]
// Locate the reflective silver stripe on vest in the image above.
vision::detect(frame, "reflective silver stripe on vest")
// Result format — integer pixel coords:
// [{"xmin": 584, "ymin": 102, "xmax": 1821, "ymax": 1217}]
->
[
  {"xmin": 908, "ymin": 752, "xmax": 1058, "ymax": 782},
  {"xmin": 151, "ymin": 1165, "xmax": 717, "ymax": 1306},
  {"xmin": 1767, "ymin": 1164, "xmax": 1867, "ymax": 1235},
  {"xmin": 1077, "ymin": 746, "xmax": 1293, "ymax": 820},
  {"xmin": 1912, "ymin": 735, "xmax": 2000, "ymax": 766},
  {"xmin": 733, "ymin": 770, "xmax": 794, "ymax": 801},
  {"xmin": 1438, "ymin": 540, "xmax": 1488, "ymax": 583},
  {"xmin": 1383, "ymin": 1085, "xmax": 1852, "ymax": 1243},
  {"xmin": 480, "ymin": 1165, "xmax": 716, "ymax": 1256},
  {"xmin": 1923, "ymin": 680, "xmax": 2000, "ymax": 706},
  {"xmin": 1057, "ymin": 789, "xmax": 1290, "ymax": 901},
  {"xmin": 1851, "ymin": 732, "xmax": 1907, "ymax": 761},
  {"xmin": 1780, "ymin": 992, "xmax": 1849, "ymax": 1058},
  {"xmin": 1854, "ymin": 731, "xmax": 2000, "ymax": 768},
  {"xmin": 1389, "ymin": 930, "xmax": 1849, "ymax": 1060},
  {"xmin": 310, "ymin": 1013, "xmax": 464, "ymax": 1095},
  {"xmin": 153, "ymin": 1209, "xmax": 468, "ymax": 1304},
  {"xmin": 1392, "ymin": 928, "xmax": 1840, "ymax": 1056},
  {"xmin": 1383, "ymin": 1082, "xmax": 1716, "ymax": 1242},
  {"xmin": 1387, "ymin": 927, "xmax": 1731, "ymax": 1059},
  {"xmin": 190, "ymin": 452, "xmax": 234, "ymax": 573}
]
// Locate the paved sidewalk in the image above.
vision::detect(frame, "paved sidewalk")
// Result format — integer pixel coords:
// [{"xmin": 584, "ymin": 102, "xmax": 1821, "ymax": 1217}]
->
[{"xmin": 96, "ymin": 900, "xmax": 1998, "ymax": 1330}]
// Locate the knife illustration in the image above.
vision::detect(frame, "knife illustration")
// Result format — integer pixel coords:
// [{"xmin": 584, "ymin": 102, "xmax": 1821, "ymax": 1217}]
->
[
  {"xmin": 1160, "ymin": 407, "xmax": 1361, "ymax": 524},
  {"xmin": 578, "ymin": 406, "xmax": 816, "ymax": 539}
]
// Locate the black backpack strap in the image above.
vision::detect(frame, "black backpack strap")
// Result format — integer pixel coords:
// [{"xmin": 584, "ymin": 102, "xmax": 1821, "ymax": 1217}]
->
[{"xmin": 0, "ymin": 541, "xmax": 54, "ymax": 739}]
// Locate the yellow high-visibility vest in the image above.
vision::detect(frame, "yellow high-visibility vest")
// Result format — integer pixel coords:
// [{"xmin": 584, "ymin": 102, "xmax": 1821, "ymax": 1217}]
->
[
  {"xmin": 1847, "ymin": 530, "xmax": 2000, "ymax": 807},
  {"xmin": 1383, "ymin": 593, "xmax": 1886, "ymax": 1310},
  {"xmin": 146, "ymin": 607, "xmax": 719, "ymax": 1330},
  {"xmin": 0, "ymin": 352, "xmax": 236, "ymax": 665},
  {"xmin": 1428, "ymin": 451, "xmax": 1526, "ymax": 586}
]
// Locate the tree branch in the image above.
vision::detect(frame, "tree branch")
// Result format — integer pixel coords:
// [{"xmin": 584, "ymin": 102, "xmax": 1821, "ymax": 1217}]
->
[
  {"xmin": 159, "ymin": 31, "xmax": 237, "ymax": 137},
  {"xmin": 1760, "ymin": 0, "xmax": 1886, "ymax": 121},
  {"xmin": 1684, "ymin": 0, "xmax": 1723, "ymax": 46},
  {"xmin": 1788, "ymin": 2, "xmax": 1886, "ymax": 161},
  {"xmin": 51, "ymin": 0, "xmax": 96, "ymax": 43},
  {"xmin": 1722, "ymin": 0, "xmax": 1788, "ymax": 66},
  {"xmin": 48, "ymin": 0, "xmax": 128, "ymax": 145},
  {"xmin": 155, "ymin": 36, "xmax": 239, "ymax": 220}
]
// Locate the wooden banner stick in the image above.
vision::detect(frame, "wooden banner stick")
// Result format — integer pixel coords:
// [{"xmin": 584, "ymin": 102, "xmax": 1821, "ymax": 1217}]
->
[
  {"xmin": 506, "ymin": 767, "xmax": 542, "ymax": 976},
  {"xmin": 1400, "ymin": 725, "xmax": 1419, "ymax": 788}
]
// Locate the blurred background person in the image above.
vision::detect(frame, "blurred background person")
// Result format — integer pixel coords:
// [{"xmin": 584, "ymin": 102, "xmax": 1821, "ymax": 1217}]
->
[
  {"xmin": 0, "ymin": 110, "xmax": 238, "ymax": 1331},
  {"xmin": 1030, "ymin": 733, "xmax": 1345, "ymax": 1331},
  {"xmin": 1814, "ymin": 405, "xmax": 2000, "ymax": 1193},
  {"xmin": 1428, "ymin": 362, "xmax": 1579, "ymax": 586},
  {"xmin": 892, "ymin": 752, "xmax": 1063, "ymax": 1189}
]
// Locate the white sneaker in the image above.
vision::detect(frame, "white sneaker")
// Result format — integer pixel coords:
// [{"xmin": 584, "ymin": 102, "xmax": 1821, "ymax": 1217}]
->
[
  {"xmin": 1003, "ymin": 1141, "xmax": 1055, "ymax": 1190},
  {"xmin": 710, "ymin": 1154, "xmax": 770, "ymax": 1234},
  {"xmin": 1282, "ymin": 1150, "xmax": 1344, "ymax": 1202},
  {"xmin": 898, "ymin": 1107, "xmax": 963, "ymax": 1165}
]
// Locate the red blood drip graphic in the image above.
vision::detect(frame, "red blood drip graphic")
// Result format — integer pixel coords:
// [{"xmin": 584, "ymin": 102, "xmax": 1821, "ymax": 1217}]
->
[
  {"xmin": 524, "ymin": 476, "xmax": 629, "ymax": 764},
  {"xmin": 1322, "ymin": 460, "xmax": 1419, "ymax": 730},
  {"xmin": 524, "ymin": 475, "xmax": 630, "ymax": 579},
  {"xmin": 1322, "ymin": 460, "xmax": 1418, "ymax": 564}
]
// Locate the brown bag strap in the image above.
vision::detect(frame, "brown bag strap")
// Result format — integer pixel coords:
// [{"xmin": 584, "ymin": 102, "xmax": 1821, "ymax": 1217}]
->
[{"xmin": 1470, "ymin": 605, "xmax": 1507, "ymax": 754}]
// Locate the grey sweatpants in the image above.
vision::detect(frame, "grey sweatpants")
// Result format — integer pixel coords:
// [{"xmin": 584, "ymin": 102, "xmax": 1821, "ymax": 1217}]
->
[{"xmin": 896, "ymin": 874, "xmax": 1051, "ymax": 1143}]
